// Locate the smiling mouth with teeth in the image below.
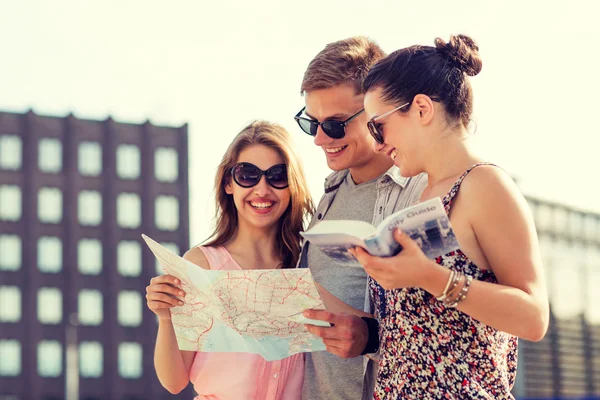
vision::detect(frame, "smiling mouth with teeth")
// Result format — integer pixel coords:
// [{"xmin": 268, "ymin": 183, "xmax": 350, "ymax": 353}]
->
[
  {"xmin": 250, "ymin": 202, "xmax": 274, "ymax": 209},
  {"xmin": 390, "ymin": 149, "xmax": 398, "ymax": 160},
  {"xmin": 325, "ymin": 145, "xmax": 348, "ymax": 154}
]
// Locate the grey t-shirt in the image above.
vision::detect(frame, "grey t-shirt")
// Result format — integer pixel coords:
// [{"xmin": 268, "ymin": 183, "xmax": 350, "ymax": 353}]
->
[{"xmin": 302, "ymin": 174, "xmax": 378, "ymax": 400}]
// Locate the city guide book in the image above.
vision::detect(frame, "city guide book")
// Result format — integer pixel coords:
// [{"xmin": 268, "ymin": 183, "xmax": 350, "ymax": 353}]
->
[{"xmin": 301, "ymin": 197, "xmax": 460, "ymax": 266}]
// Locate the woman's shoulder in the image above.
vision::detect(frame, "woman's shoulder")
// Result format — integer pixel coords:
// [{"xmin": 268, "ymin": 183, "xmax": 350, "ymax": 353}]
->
[
  {"xmin": 460, "ymin": 164, "xmax": 518, "ymax": 197},
  {"xmin": 458, "ymin": 163, "xmax": 528, "ymax": 217},
  {"xmin": 183, "ymin": 246, "xmax": 212, "ymax": 270}
]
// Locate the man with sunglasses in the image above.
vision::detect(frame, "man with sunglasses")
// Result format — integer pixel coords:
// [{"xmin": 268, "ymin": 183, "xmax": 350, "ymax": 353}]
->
[{"xmin": 295, "ymin": 38, "xmax": 427, "ymax": 400}]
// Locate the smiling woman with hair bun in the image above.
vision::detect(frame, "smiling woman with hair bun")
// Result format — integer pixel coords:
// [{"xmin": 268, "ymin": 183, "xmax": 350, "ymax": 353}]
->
[{"xmin": 350, "ymin": 34, "xmax": 550, "ymax": 399}]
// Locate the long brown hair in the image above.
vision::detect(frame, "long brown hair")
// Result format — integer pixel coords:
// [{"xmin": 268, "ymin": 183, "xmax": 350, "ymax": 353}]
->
[{"xmin": 203, "ymin": 121, "xmax": 314, "ymax": 268}]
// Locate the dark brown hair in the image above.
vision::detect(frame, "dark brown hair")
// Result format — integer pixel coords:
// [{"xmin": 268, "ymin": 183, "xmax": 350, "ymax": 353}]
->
[
  {"xmin": 203, "ymin": 121, "xmax": 314, "ymax": 268},
  {"xmin": 301, "ymin": 36, "xmax": 386, "ymax": 94},
  {"xmin": 363, "ymin": 34, "xmax": 482, "ymax": 127}
]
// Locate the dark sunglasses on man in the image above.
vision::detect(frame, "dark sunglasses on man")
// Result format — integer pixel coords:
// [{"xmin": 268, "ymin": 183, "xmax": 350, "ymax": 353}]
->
[
  {"xmin": 294, "ymin": 107, "xmax": 364, "ymax": 139},
  {"xmin": 231, "ymin": 162, "xmax": 289, "ymax": 189}
]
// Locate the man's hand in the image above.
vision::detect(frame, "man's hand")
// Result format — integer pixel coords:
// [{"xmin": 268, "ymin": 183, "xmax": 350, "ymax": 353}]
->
[{"xmin": 303, "ymin": 309, "xmax": 368, "ymax": 358}]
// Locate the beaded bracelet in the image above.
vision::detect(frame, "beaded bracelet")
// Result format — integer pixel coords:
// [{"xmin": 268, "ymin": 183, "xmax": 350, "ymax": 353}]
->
[
  {"xmin": 446, "ymin": 274, "xmax": 473, "ymax": 308},
  {"xmin": 436, "ymin": 270, "xmax": 460, "ymax": 302},
  {"xmin": 436, "ymin": 270, "xmax": 455, "ymax": 302},
  {"xmin": 443, "ymin": 273, "xmax": 465, "ymax": 307}
]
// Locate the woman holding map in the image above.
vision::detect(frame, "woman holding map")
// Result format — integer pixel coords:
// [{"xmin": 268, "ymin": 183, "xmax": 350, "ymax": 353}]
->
[
  {"xmin": 145, "ymin": 120, "xmax": 314, "ymax": 399},
  {"xmin": 346, "ymin": 34, "xmax": 550, "ymax": 399}
]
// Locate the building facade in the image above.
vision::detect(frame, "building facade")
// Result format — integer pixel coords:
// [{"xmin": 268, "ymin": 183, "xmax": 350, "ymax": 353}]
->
[
  {"xmin": 0, "ymin": 110, "xmax": 193, "ymax": 399},
  {"xmin": 2, "ymin": 109, "xmax": 600, "ymax": 399},
  {"xmin": 515, "ymin": 196, "xmax": 600, "ymax": 398}
]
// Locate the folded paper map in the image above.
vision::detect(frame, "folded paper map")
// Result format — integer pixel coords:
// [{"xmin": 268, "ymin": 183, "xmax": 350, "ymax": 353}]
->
[{"xmin": 142, "ymin": 234, "xmax": 328, "ymax": 361}]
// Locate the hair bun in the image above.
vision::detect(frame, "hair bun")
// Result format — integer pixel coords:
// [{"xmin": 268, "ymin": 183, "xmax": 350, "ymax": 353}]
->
[{"xmin": 434, "ymin": 34, "xmax": 482, "ymax": 77}]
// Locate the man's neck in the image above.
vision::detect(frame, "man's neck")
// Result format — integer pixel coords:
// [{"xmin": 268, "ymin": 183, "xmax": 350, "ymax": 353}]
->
[{"xmin": 348, "ymin": 153, "xmax": 393, "ymax": 185}]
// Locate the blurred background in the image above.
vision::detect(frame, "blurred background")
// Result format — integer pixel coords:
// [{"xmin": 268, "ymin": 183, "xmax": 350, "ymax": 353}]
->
[{"xmin": 0, "ymin": 0, "xmax": 599, "ymax": 399}]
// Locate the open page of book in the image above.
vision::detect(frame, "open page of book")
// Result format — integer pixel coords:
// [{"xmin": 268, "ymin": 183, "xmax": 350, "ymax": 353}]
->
[
  {"xmin": 372, "ymin": 197, "xmax": 460, "ymax": 259},
  {"xmin": 300, "ymin": 234, "xmax": 369, "ymax": 267},
  {"xmin": 299, "ymin": 220, "xmax": 376, "ymax": 266},
  {"xmin": 301, "ymin": 220, "xmax": 375, "ymax": 238}
]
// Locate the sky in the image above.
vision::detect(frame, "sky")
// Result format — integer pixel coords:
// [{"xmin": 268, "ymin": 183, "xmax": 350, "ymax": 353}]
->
[{"xmin": 1, "ymin": 0, "xmax": 599, "ymax": 245}]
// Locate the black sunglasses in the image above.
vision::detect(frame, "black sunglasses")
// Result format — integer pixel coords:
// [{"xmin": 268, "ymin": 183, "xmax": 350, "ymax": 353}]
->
[
  {"xmin": 294, "ymin": 107, "xmax": 364, "ymax": 139},
  {"xmin": 368, "ymin": 97, "xmax": 441, "ymax": 144},
  {"xmin": 367, "ymin": 102, "xmax": 410, "ymax": 145},
  {"xmin": 231, "ymin": 162, "xmax": 289, "ymax": 189}
]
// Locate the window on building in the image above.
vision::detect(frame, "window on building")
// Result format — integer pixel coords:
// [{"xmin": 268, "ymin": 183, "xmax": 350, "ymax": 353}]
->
[
  {"xmin": 38, "ymin": 187, "xmax": 62, "ymax": 223},
  {"xmin": 78, "ymin": 239, "xmax": 102, "ymax": 275},
  {"xmin": 154, "ymin": 147, "xmax": 178, "ymax": 182},
  {"xmin": 78, "ymin": 141, "xmax": 102, "ymax": 176},
  {"xmin": 0, "ymin": 235, "xmax": 21, "ymax": 271},
  {"xmin": 554, "ymin": 207, "xmax": 568, "ymax": 235},
  {"xmin": 0, "ymin": 340, "xmax": 21, "ymax": 376},
  {"xmin": 538, "ymin": 235, "xmax": 555, "ymax": 300},
  {"xmin": 156, "ymin": 243, "xmax": 179, "ymax": 275},
  {"xmin": 38, "ymin": 138, "xmax": 62, "ymax": 173},
  {"xmin": 117, "ymin": 193, "xmax": 141, "ymax": 228},
  {"xmin": 37, "ymin": 288, "xmax": 62, "ymax": 324},
  {"xmin": 550, "ymin": 239, "xmax": 584, "ymax": 319},
  {"xmin": 585, "ymin": 246, "xmax": 600, "ymax": 324},
  {"xmin": 78, "ymin": 191, "xmax": 102, "ymax": 226},
  {"xmin": 79, "ymin": 341, "xmax": 103, "ymax": 378},
  {"xmin": 155, "ymin": 196, "xmax": 179, "ymax": 231},
  {"xmin": 118, "ymin": 342, "xmax": 142, "ymax": 379},
  {"xmin": 0, "ymin": 286, "xmax": 21, "ymax": 322},
  {"xmin": 118, "ymin": 291, "xmax": 142, "ymax": 327},
  {"xmin": 583, "ymin": 214, "xmax": 596, "ymax": 242},
  {"xmin": 534, "ymin": 203, "xmax": 552, "ymax": 233},
  {"xmin": 0, "ymin": 135, "xmax": 22, "ymax": 170},
  {"xmin": 0, "ymin": 185, "xmax": 22, "ymax": 221},
  {"xmin": 78, "ymin": 290, "xmax": 103, "ymax": 326},
  {"xmin": 116, "ymin": 145, "xmax": 140, "ymax": 180},
  {"xmin": 37, "ymin": 341, "xmax": 62, "ymax": 377},
  {"xmin": 37, "ymin": 236, "xmax": 62, "ymax": 273},
  {"xmin": 117, "ymin": 241, "xmax": 141, "ymax": 277},
  {"xmin": 569, "ymin": 211, "xmax": 583, "ymax": 239}
]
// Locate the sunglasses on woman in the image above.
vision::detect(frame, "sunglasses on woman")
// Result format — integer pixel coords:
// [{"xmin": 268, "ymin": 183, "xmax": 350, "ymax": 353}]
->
[
  {"xmin": 231, "ymin": 162, "xmax": 289, "ymax": 189},
  {"xmin": 294, "ymin": 107, "xmax": 364, "ymax": 139},
  {"xmin": 367, "ymin": 102, "xmax": 410, "ymax": 144}
]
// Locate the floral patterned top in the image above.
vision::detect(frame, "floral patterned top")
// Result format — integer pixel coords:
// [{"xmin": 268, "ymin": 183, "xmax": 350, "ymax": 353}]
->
[{"xmin": 369, "ymin": 163, "xmax": 518, "ymax": 399}]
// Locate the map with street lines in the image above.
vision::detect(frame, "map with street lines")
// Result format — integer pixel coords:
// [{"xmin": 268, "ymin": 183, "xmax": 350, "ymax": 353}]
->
[{"xmin": 142, "ymin": 234, "xmax": 328, "ymax": 361}]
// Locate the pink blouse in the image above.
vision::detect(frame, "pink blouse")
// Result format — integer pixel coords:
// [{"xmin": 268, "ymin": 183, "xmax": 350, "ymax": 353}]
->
[{"xmin": 189, "ymin": 246, "xmax": 304, "ymax": 400}]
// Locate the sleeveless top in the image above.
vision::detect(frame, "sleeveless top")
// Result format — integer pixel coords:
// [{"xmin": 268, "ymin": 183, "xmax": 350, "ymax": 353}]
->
[
  {"xmin": 368, "ymin": 163, "xmax": 518, "ymax": 399},
  {"xmin": 189, "ymin": 246, "xmax": 304, "ymax": 400}
]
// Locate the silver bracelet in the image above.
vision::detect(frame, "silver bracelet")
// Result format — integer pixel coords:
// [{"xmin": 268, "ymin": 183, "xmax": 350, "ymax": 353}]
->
[
  {"xmin": 436, "ymin": 270, "xmax": 456, "ymax": 301},
  {"xmin": 439, "ymin": 271, "xmax": 462, "ymax": 303},
  {"xmin": 446, "ymin": 275, "xmax": 473, "ymax": 308}
]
